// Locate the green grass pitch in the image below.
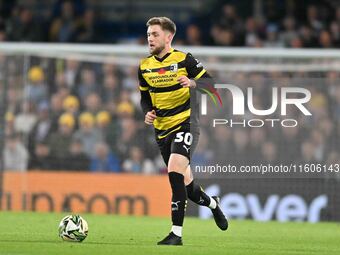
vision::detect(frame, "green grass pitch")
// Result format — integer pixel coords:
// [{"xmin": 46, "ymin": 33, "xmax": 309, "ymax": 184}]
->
[{"xmin": 0, "ymin": 212, "xmax": 339, "ymax": 255}]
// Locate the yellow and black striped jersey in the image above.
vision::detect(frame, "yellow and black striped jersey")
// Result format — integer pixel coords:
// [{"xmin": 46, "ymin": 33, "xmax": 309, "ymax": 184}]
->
[{"xmin": 138, "ymin": 48, "xmax": 206, "ymax": 139}]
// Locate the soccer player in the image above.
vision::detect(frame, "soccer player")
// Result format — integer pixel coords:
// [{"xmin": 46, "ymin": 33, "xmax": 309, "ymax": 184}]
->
[{"xmin": 138, "ymin": 17, "xmax": 228, "ymax": 245}]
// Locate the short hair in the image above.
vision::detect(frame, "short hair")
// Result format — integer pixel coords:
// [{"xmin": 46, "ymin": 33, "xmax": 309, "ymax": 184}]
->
[{"xmin": 146, "ymin": 17, "xmax": 176, "ymax": 34}]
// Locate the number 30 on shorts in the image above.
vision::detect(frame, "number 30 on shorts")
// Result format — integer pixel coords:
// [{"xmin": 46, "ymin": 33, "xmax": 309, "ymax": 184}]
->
[{"xmin": 174, "ymin": 132, "xmax": 193, "ymax": 146}]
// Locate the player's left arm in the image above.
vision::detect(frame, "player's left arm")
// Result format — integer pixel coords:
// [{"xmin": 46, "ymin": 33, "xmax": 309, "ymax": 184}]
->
[{"xmin": 177, "ymin": 53, "xmax": 214, "ymax": 89}]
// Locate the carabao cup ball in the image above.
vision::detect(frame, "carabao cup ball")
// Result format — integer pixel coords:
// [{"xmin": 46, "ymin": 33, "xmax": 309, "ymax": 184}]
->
[{"xmin": 58, "ymin": 215, "xmax": 88, "ymax": 242}]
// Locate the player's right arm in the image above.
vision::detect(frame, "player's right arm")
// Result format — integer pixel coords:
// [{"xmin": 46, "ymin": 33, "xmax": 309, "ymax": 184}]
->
[{"xmin": 138, "ymin": 67, "xmax": 156, "ymax": 125}]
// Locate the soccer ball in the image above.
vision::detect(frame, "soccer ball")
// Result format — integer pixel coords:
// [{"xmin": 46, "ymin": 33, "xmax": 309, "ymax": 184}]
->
[{"xmin": 58, "ymin": 215, "xmax": 88, "ymax": 242}]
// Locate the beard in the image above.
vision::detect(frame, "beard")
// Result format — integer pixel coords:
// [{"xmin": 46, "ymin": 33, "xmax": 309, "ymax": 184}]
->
[{"xmin": 149, "ymin": 44, "xmax": 165, "ymax": 56}]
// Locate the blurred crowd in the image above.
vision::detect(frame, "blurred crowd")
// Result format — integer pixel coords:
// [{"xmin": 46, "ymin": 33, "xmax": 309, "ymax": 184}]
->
[
  {"xmin": 0, "ymin": 0, "xmax": 102, "ymax": 43},
  {"xmin": 189, "ymin": 3, "xmax": 340, "ymax": 48},
  {"xmin": 0, "ymin": 0, "xmax": 340, "ymax": 48}
]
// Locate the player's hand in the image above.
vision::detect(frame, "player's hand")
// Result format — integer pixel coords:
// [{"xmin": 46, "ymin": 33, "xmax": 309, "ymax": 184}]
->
[
  {"xmin": 145, "ymin": 110, "xmax": 157, "ymax": 125},
  {"xmin": 178, "ymin": 76, "xmax": 196, "ymax": 88}
]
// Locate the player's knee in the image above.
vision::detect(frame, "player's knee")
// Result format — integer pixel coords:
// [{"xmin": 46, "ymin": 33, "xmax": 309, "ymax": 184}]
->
[
  {"xmin": 168, "ymin": 153, "xmax": 189, "ymax": 174},
  {"xmin": 168, "ymin": 164, "xmax": 185, "ymax": 174}
]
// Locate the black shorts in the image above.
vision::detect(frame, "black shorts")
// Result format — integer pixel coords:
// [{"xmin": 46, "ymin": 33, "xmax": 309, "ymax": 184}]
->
[{"xmin": 156, "ymin": 123, "xmax": 199, "ymax": 166}]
